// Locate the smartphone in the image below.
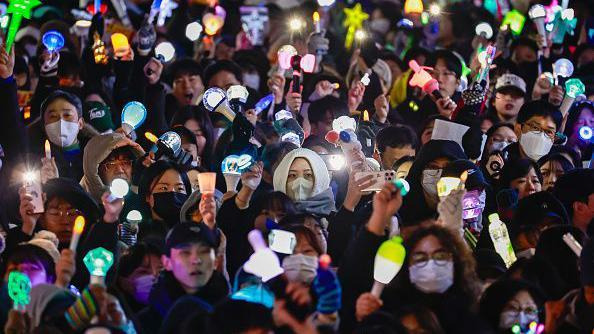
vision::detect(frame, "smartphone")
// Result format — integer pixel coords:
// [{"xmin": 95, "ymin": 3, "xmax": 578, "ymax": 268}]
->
[
  {"xmin": 23, "ymin": 171, "xmax": 44, "ymax": 214},
  {"xmin": 354, "ymin": 170, "xmax": 396, "ymax": 192},
  {"xmin": 321, "ymin": 154, "xmax": 345, "ymax": 171},
  {"xmin": 268, "ymin": 229, "xmax": 296, "ymax": 255},
  {"xmin": 437, "ymin": 177, "xmax": 461, "ymax": 198}
]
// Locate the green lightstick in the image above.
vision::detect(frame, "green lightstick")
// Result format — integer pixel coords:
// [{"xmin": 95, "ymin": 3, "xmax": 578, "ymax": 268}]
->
[
  {"xmin": 83, "ymin": 247, "xmax": 114, "ymax": 285},
  {"xmin": 5, "ymin": 0, "xmax": 42, "ymax": 53},
  {"xmin": 560, "ymin": 78, "xmax": 585, "ymax": 116},
  {"xmin": 8, "ymin": 271, "xmax": 31, "ymax": 310}
]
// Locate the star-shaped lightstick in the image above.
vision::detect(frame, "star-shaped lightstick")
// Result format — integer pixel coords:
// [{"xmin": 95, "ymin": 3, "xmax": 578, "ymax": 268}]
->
[
  {"xmin": 5, "ymin": 0, "xmax": 42, "ymax": 53},
  {"xmin": 343, "ymin": 3, "xmax": 368, "ymax": 49},
  {"xmin": 550, "ymin": 8, "xmax": 577, "ymax": 44}
]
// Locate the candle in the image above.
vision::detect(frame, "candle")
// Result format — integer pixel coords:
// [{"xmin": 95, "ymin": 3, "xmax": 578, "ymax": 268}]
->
[
  {"xmin": 363, "ymin": 110, "xmax": 369, "ymax": 122},
  {"xmin": 313, "ymin": 11, "xmax": 321, "ymax": 33},
  {"xmin": 44, "ymin": 140, "xmax": 51, "ymax": 159},
  {"xmin": 69, "ymin": 216, "xmax": 85, "ymax": 251}
]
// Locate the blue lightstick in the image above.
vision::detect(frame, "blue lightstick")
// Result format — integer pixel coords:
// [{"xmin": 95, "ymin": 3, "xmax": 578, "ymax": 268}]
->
[{"xmin": 42, "ymin": 30, "xmax": 64, "ymax": 53}]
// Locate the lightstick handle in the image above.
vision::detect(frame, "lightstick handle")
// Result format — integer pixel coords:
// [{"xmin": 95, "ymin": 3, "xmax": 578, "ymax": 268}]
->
[
  {"xmin": 431, "ymin": 90, "xmax": 443, "ymax": 101},
  {"xmin": 90, "ymin": 275, "xmax": 105, "ymax": 285},
  {"xmin": 371, "ymin": 281, "xmax": 385, "ymax": 298},
  {"xmin": 248, "ymin": 229, "xmax": 267, "ymax": 251},
  {"xmin": 292, "ymin": 71, "xmax": 301, "ymax": 93},
  {"xmin": 69, "ymin": 233, "xmax": 81, "ymax": 252},
  {"xmin": 559, "ymin": 96, "xmax": 575, "ymax": 118}
]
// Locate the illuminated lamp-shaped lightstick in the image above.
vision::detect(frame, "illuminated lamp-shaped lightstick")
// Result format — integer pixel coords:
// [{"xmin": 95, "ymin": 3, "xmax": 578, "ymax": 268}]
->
[
  {"xmin": 8, "ymin": 271, "xmax": 31, "ymax": 311},
  {"xmin": 343, "ymin": 3, "xmax": 368, "ymax": 49},
  {"xmin": 121, "ymin": 101, "xmax": 147, "ymax": 136},
  {"xmin": 69, "ymin": 216, "xmax": 86, "ymax": 252},
  {"xmin": 553, "ymin": 58, "xmax": 574, "ymax": 86},
  {"xmin": 488, "ymin": 213, "xmax": 517, "ymax": 268},
  {"xmin": 277, "ymin": 44, "xmax": 297, "ymax": 74},
  {"xmin": 528, "ymin": 5, "xmax": 547, "ymax": 41},
  {"xmin": 317, "ymin": 0, "xmax": 335, "ymax": 6},
  {"xmin": 226, "ymin": 85, "xmax": 249, "ymax": 115},
  {"xmin": 408, "ymin": 60, "xmax": 442, "ymax": 101},
  {"xmin": 111, "ymin": 33, "xmax": 130, "ymax": 58},
  {"xmin": 243, "ymin": 229, "xmax": 284, "ymax": 282},
  {"xmin": 560, "ymin": 78, "xmax": 584, "ymax": 117},
  {"xmin": 371, "ymin": 236, "xmax": 406, "ymax": 297},
  {"xmin": 332, "ymin": 115, "xmax": 357, "ymax": 132},
  {"xmin": 5, "ymin": 0, "xmax": 42, "ymax": 53},
  {"xmin": 106, "ymin": 178, "xmax": 129, "ymax": 202},
  {"xmin": 203, "ymin": 87, "xmax": 235, "ymax": 122},
  {"xmin": 83, "ymin": 247, "xmax": 114, "ymax": 285},
  {"xmin": 300, "ymin": 54, "xmax": 316, "ymax": 74},
  {"xmin": 42, "ymin": 30, "xmax": 65, "ymax": 53}
]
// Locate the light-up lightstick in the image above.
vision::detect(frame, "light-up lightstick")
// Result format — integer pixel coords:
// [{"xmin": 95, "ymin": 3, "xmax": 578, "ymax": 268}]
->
[
  {"xmin": 221, "ymin": 154, "xmax": 253, "ymax": 192},
  {"xmin": 428, "ymin": 3, "xmax": 441, "ymax": 16},
  {"xmin": 5, "ymin": 0, "xmax": 42, "ymax": 53},
  {"xmin": 44, "ymin": 140, "xmax": 51, "ymax": 159},
  {"xmin": 529, "ymin": 4, "xmax": 547, "ymax": 40},
  {"xmin": 203, "ymin": 87, "xmax": 235, "ymax": 122},
  {"xmin": 240, "ymin": 6, "xmax": 268, "ymax": 46},
  {"xmin": 147, "ymin": 0, "xmax": 163, "ymax": 24},
  {"xmin": 579, "ymin": 126, "xmax": 592, "ymax": 142},
  {"xmin": 155, "ymin": 41, "xmax": 175, "ymax": 62},
  {"xmin": 393, "ymin": 178, "xmax": 410, "ymax": 196},
  {"xmin": 145, "ymin": 131, "xmax": 158, "ymax": 143},
  {"xmin": 300, "ymin": 54, "xmax": 316, "ymax": 73},
  {"xmin": 501, "ymin": 10, "xmax": 526, "ymax": 36},
  {"xmin": 197, "ymin": 172, "xmax": 216, "ymax": 194},
  {"xmin": 126, "ymin": 210, "xmax": 142, "ymax": 224},
  {"xmin": 562, "ymin": 232, "xmax": 582, "ymax": 256},
  {"xmin": 404, "ymin": 0, "xmax": 423, "ymax": 15},
  {"xmin": 243, "ymin": 230, "xmax": 284, "ymax": 282},
  {"xmin": 277, "ymin": 45, "xmax": 298, "ymax": 73},
  {"xmin": 408, "ymin": 60, "xmax": 442, "ymax": 100},
  {"xmin": 332, "ymin": 115, "xmax": 357, "ymax": 132},
  {"xmin": 488, "ymin": 213, "xmax": 517, "ymax": 268},
  {"xmin": 371, "ymin": 236, "xmax": 406, "ymax": 297},
  {"xmin": 94, "ymin": 0, "xmax": 101, "ymax": 14},
  {"xmin": 437, "ymin": 177, "xmax": 461, "ymax": 199},
  {"xmin": 227, "ymin": 85, "xmax": 249, "ymax": 114},
  {"xmin": 203, "ymin": 12, "xmax": 224, "ymax": 36},
  {"xmin": 111, "ymin": 33, "xmax": 130, "ymax": 58},
  {"xmin": 478, "ymin": 45, "xmax": 496, "ymax": 82},
  {"xmin": 232, "ymin": 284, "xmax": 275, "ymax": 308},
  {"xmin": 186, "ymin": 21, "xmax": 203, "ymax": 42},
  {"xmin": 156, "ymin": 131, "xmax": 181, "ymax": 159},
  {"xmin": 83, "ymin": 247, "xmax": 114, "ymax": 284},
  {"xmin": 121, "ymin": 101, "xmax": 147, "ymax": 135},
  {"xmin": 553, "ymin": 58, "xmax": 573, "ymax": 85},
  {"xmin": 317, "ymin": 0, "xmax": 335, "ymax": 6},
  {"xmin": 559, "ymin": 78, "xmax": 585, "ymax": 116},
  {"xmin": 8, "ymin": 271, "xmax": 31, "ymax": 310},
  {"xmin": 93, "ymin": 32, "xmax": 108, "ymax": 65},
  {"xmin": 288, "ymin": 17, "xmax": 303, "ymax": 32},
  {"xmin": 42, "ymin": 30, "xmax": 65, "ymax": 53},
  {"xmin": 475, "ymin": 22, "xmax": 493, "ymax": 39},
  {"xmin": 343, "ymin": 3, "xmax": 368, "ymax": 49},
  {"xmin": 107, "ymin": 178, "xmax": 129, "ymax": 202},
  {"xmin": 281, "ymin": 132, "xmax": 301, "ymax": 147},
  {"xmin": 69, "ymin": 216, "xmax": 86, "ymax": 251},
  {"xmin": 551, "ymin": 8, "xmax": 577, "ymax": 44},
  {"xmin": 254, "ymin": 94, "xmax": 274, "ymax": 115}
]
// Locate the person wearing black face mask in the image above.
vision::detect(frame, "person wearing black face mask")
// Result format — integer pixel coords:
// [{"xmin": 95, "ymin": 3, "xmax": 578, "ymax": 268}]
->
[{"xmin": 137, "ymin": 161, "xmax": 191, "ymax": 242}]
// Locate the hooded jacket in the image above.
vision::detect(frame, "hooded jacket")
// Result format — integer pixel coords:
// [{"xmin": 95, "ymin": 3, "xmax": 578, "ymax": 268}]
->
[
  {"xmin": 399, "ymin": 140, "xmax": 467, "ymax": 225},
  {"xmin": 80, "ymin": 133, "xmax": 145, "ymax": 202},
  {"xmin": 273, "ymin": 148, "xmax": 335, "ymax": 216}
]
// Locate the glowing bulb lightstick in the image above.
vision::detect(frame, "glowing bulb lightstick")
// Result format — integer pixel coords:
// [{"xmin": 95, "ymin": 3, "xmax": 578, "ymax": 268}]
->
[
  {"xmin": 408, "ymin": 60, "xmax": 442, "ymax": 100},
  {"xmin": 475, "ymin": 22, "xmax": 493, "ymax": 39},
  {"xmin": 42, "ymin": 30, "xmax": 65, "ymax": 53},
  {"xmin": 243, "ymin": 229, "xmax": 284, "ymax": 282},
  {"xmin": 8, "ymin": 271, "xmax": 31, "ymax": 311},
  {"xmin": 186, "ymin": 21, "xmax": 203, "ymax": 42},
  {"xmin": 111, "ymin": 33, "xmax": 130, "ymax": 58},
  {"xmin": 155, "ymin": 41, "xmax": 175, "ymax": 62},
  {"xmin": 579, "ymin": 126, "xmax": 593, "ymax": 142},
  {"xmin": 553, "ymin": 58, "xmax": 573, "ymax": 85},
  {"xmin": 5, "ymin": 0, "xmax": 42, "ymax": 53},
  {"xmin": 203, "ymin": 87, "xmax": 235, "ymax": 122},
  {"xmin": 126, "ymin": 210, "xmax": 142, "ymax": 224},
  {"xmin": 107, "ymin": 178, "xmax": 129, "ymax": 202},
  {"xmin": 343, "ymin": 3, "xmax": 369, "ymax": 49},
  {"xmin": 488, "ymin": 213, "xmax": 517, "ymax": 268},
  {"xmin": 528, "ymin": 4, "xmax": 547, "ymax": 41},
  {"xmin": 428, "ymin": 3, "xmax": 441, "ymax": 16},
  {"xmin": 371, "ymin": 237, "xmax": 406, "ymax": 297},
  {"xmin": 83, "ymin": 247, "xmax": 114, "ymax": 285},
  {"xmin": 121, "ymin": 101, "xmax": 147, "ymax": 135},
  {"xmin": 560, "ymin": 78, "xmax": 585, "ymax": 117},
  {"xmin": 317, "ymin": 0, "xmax": 335, "ymax": 6},
  {"xmin": 44, "ymin": 139, "xmax": 51, "ymax": 159},
  {"xmin": 203, "ymin": 12, "xmax": 224, "ymax": 36},
  {"xmin": 70, "ymin": 216, "xmax": 86, "ymax": 251}
]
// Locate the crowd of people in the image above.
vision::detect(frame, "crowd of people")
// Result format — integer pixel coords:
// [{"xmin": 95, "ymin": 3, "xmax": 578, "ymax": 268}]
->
[{"xmin": 0, "ymin": 0, "xmax": 592, "ymax": 332}]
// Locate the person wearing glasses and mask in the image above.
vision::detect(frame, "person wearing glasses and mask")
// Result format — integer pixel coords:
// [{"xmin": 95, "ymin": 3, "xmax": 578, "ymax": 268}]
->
[
  {"xmin": 80, "ymin": 133, "xmax": 145, "ymax": 203},
  {"xmin": 502, "ymin": 100, "xmax": 562, "ymax": 162}
]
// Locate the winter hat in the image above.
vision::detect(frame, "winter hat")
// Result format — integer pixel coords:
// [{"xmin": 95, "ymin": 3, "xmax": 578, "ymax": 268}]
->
[
  {"xmin": 26, "ymin": 284, "xmax": 76, "ymax": 328},
  {"xmin": 442, "ymin": 159, "xmax": 488, "ymax": 191},
  {"xmin": 28, "ymin": 231, "xmax": 60, "ymax": 264},
  {"xmin": 273, "ymin": 148, "xmax": 331, "ymax": 197},
  {"xmin": 372, "ymin": 59, "xmax": 393, "ymax": 88},
  {"xmin": 83, "ymin": 101, "xmax": 114, "ymax": 133}
]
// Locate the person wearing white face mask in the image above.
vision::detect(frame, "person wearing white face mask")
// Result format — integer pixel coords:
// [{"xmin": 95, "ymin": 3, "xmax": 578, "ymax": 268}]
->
[
  {"xmin": 273, "ymin": 148, "xmax": 335, "ymax": 217},
  {"xmin": 501, "ymin": 100, "xmax": 561, "ymax": 162},
  {"xmin": 29, "ymin": 90, "xmax": 91, "ymax": 181},
  {"xmin": 479, "ymin": 280, "xmax": 544, "ymax": 333}
]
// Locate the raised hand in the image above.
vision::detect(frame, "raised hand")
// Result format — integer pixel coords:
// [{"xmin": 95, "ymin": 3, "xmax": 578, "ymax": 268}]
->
[
  {"xmin": 369, "ymin": 182, "xmax": 403, "ymax": 235},
  {"xmin": 144, "ymin": 57, "xmax": 163, "ymax": 85},
  {"xmin": 343, "ymin": 173, "xmax": 375, "ymax": 211},
  {"xmin": 355, "ymin": 292, "xmax": 383, "ymax": 321},
  {"xmin": 55, "ymin": 249, "xmax": 76, "ymax": 288},
  {"xmin": 0, "ymin": 45, "xmax": 14, "ymax": 79},
  {"xmin": 435, "ymin": 96, "xmax": 456, "ymax": 118},
  {"xmin": 373, "ymin": 94, "xmax": 389, "ymax": 123},
  {"xmin": 101, "ymin": 192, "xmax": 124, "ymax": 223},
  {"xmin": 199, "ymin": 192, "xmax": 217, "ymax": 229},
  {"xmin": 18, "ymin": 186, "xmax": 42, "ymax": 236}
]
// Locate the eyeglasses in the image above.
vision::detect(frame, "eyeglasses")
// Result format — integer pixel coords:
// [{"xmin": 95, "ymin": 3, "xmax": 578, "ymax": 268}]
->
[
  {"xmin": 100, "ymin": 159, "xmax": 133, "ymax": 171},
  {"xmin": 427, "ymin": 69, "xmax": 456, "ymax": 79},
  {"xmin": 46, "ymin": 208, "xmax": 83, "ymax": 218},
  {"xmin": 503, "ymin": 304, "xmax": 539, "ymax": 317},
  {"xmin": 522, "ymin": 122, "xmax": 556, "ymax": 141},
  {"xmin": 410, "ymin": 250, "xmax": 453, "ymax": 267}
]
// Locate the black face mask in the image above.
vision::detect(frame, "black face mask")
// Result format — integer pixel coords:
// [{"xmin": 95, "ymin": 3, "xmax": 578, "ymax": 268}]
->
[{"xmin": 152, "ymin": 192, "xmax": 189, "ymax": 222}]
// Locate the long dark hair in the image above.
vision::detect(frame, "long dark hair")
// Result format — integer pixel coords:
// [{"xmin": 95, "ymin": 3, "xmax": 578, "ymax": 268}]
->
[{"xmin": 171, "ymin": 105, "xmax": 215, "ymax": 169}]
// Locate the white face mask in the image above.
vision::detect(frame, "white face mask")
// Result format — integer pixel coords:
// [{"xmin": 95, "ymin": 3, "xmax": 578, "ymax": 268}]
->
[
  {"xmin": 519, "ymin": 131, "xmax": 553, "ymax": 161},
  {"xmin": 282, "ymin": 254, "xmax": 318, "ymax": 284},
  {"xmin": 409, "ymin": 259, "xmax": 454, "ymax": 294},
  {"xmin": 45, "ymin": 119, "xmax": 80, "ymax": 147},
  {"xmin": 488, "ymin": 140, "xmax": 512, "ymax": 154},
  {"xmin": 499, "ymin": 310, "xmax": 539, "ymax": 330},
  {"xmin": 422, "ymin": 169, "xmax": 442, "ymax": 199},
  {"xmin": 287, "ymin": 177, "xmax": 314, "ymax": 201},
  {"xmin": 243, "ymin": 73, "xmax": 260, "ymax": 91}
]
